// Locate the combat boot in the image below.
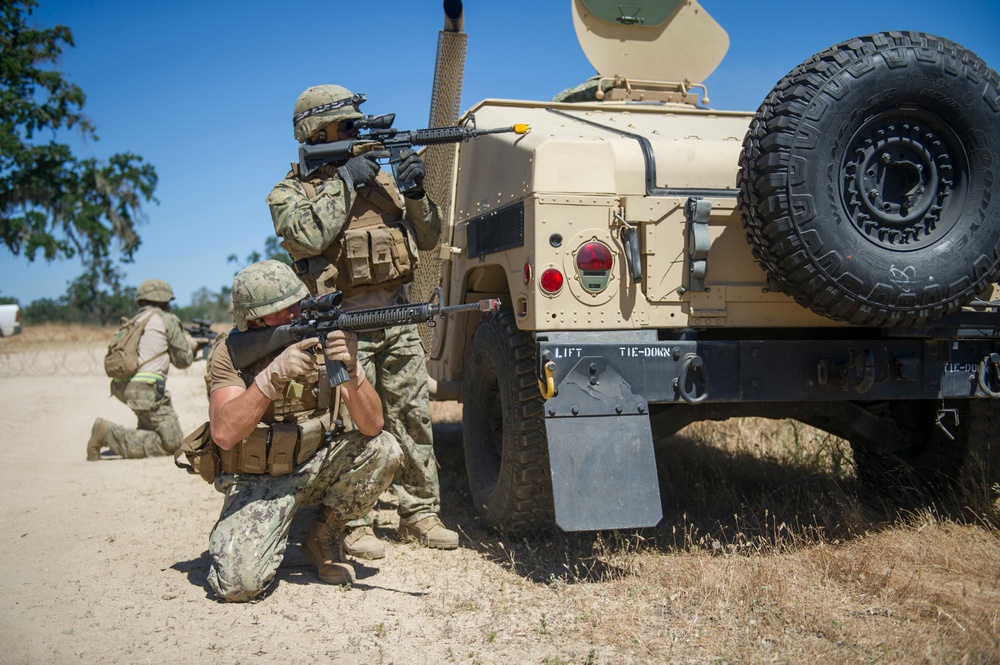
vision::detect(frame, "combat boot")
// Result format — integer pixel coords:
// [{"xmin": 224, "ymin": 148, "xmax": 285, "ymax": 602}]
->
[
  {"xmin": 86, "ymin": 417, "xmax": 107, "ymax": 461},
  {"xmin": 342, "ymin": 525, "xmax": 386, "ymax": 560},
  {"xmin": 398, "ymin": 514, "xmax": 459, "ymax": 550},
  {"xmin": 302, "ymin": 515, "xmax": 355, "ymax": 585}
]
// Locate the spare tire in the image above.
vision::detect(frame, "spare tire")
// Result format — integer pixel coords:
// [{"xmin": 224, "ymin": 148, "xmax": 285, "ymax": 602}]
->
[{"xmin": 739, "ymin": 32, "xmax": 1000, "ymax": 327}]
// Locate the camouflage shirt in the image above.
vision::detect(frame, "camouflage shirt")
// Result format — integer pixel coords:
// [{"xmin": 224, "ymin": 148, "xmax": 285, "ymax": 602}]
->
[
  {"xmin": 266, "ymin": 165, "xmax": 442, "ymax": 260},
  {"xmin": 137, "ymin": 306, "xmax": 194, "ymax": 376}
]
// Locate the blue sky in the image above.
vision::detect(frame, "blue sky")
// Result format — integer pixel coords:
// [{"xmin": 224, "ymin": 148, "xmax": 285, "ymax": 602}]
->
[{"xmin": 3, "ymin": 0, "xmax": 999, "ymax": 307}]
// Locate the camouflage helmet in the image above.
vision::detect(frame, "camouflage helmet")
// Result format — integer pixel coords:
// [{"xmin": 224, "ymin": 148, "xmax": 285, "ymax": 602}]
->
[
  {"xmin": 135, "ymin": 279, "xmax": 175, "ymax": 304},
  {"xmin": 231, "ymin": 260, "xmax": 308, "ymax": 332},
  {"xmin": 292, "ymin": 84, "xmax": 365, "ymax": 142}
]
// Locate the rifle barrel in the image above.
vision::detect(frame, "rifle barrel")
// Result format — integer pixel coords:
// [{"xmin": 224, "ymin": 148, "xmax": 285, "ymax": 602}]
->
[{"xmin": 226, "ymin": 295, "xmax": 501, "ymax": 370}]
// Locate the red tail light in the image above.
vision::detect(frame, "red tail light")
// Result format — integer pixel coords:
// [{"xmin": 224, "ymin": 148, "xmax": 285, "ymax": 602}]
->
[
  {"xmin": 539, "ymin": 268, "xmax": 564, "ymax": 294},
  {"xmin": 576, "ymin": 242, "xmax": 613, "ymax": 271},
  {"xmin": 575, "ymin": 241, "xmax": 613, "ymax": 293}
]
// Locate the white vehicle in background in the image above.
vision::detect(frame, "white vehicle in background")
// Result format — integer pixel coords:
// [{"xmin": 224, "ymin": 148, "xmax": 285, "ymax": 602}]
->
[{"xmin": 0, "ymin": 303, "xmax": 22, "ymax": 337}]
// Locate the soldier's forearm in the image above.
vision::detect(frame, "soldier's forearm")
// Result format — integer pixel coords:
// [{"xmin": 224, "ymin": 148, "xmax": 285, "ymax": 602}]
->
[
  {"xmin": 404, "ymin": 196, "xmax": 443, "ymax": 251},
  {"xmin": 209, "ymin": 384, "xmax": 271, "ymax": 449},
  {"xmin": 340, "ymin": 367, "xmax": 383, "ymax": 437}
]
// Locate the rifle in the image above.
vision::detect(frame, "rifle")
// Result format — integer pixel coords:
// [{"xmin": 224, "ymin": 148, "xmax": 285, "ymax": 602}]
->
[
  {"xmin": 184, "ymin": 318, "xmax": 216, "ymax": 360},
  {"xmin": 298, "ymin": 113, "xmax": 530, "ymax": 195},
  {"xmin": 226, "ymin": 287, "xmax": 501, "ymax": 386}
]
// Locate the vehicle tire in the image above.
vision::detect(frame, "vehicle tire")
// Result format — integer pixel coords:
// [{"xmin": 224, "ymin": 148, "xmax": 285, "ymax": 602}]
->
[
  {"xmin": 739, "ymin": 32, "xmax": 1000, "ymax": 327},
  {"xmin": 850, "ymin": 399, "xmax": 1000, "ymax": 510},
  {"xmin": 462, "ymin": 309, "xmax": 554, "ymax": 530}
]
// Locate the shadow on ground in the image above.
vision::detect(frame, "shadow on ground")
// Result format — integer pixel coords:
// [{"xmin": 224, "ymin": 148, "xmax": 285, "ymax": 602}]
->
[{"xmin": 432, "ymin": 420, "xmax": 998, "ymax": 585}]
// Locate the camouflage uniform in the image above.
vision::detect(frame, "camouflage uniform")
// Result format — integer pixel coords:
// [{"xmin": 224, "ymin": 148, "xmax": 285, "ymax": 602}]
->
[
  {"xmin": 203, "ymin": 260, "xmax": 402, "ymax": 601},
  {"xmin": 266, "ymin": 85, "xmax": 453, "ymax": 550},
  {"xmin": 206, "ymin": 340, "xmax": 400, "ymax": 602},
  {"xmin": 267, "ymin": 175, "xmax": 441, "ymax": 521},
  {"xmin": 91, "ymin": 280, "xmax": 195, "ymax": 460}
]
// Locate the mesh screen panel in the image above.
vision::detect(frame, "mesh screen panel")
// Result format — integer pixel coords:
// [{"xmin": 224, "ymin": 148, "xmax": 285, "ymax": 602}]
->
[{"xmin": 468, "ymin": 201, "xmax": 525, "ymax": 258}]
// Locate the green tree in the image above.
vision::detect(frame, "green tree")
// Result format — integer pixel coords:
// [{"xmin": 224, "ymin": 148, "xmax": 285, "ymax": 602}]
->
[
  {"xmin": 22, "ymin": 260, "xmax": 136, "ymax": 325},
  {"xmin": 173, "ymin": 285, "xmax": 233, "ymax": 325},
  {"xmin": 0, "ymin": 0, "xmax": 157, "ymax": 269},
  {"xmin": 227, "ymin": 235, "xmax": 291, "ymax": 268}
]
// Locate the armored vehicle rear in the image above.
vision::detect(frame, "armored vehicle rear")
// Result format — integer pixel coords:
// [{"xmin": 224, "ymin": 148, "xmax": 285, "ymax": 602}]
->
[{"xmin": 418, "ymin": 0, "xmax": 1000, "ymax": 531}]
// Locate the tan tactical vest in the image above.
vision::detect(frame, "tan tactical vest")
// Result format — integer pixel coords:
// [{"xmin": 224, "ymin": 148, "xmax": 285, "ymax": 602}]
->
[
  {"xmin": 177, "ymin": 344, "xmax": 342, "ymax": 482},
  {"xmin": 214, "ymin": 350, "xmax": 339, "ymax": 475},
  {"xmin": 286, "ymin": 166, "xmax": 419, "ymax": 298}
]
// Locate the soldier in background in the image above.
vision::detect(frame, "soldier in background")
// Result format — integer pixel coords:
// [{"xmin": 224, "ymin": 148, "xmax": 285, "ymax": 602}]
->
[
  {"xmin": 203, "ymin": 260, "xmax": 401, "ymax": 600},
  {"xmin": 266, "ymin": 84, "xmax": 458, "ymax": 558},
  {"xmin": 87, "ymin": 279, "xmax": 200, "ymax": 460}
]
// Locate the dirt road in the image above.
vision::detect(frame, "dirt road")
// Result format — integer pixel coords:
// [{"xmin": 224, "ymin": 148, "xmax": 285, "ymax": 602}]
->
[{"xmin": 0, "ymin": 344, "xmax": 616, "ymax": 664}]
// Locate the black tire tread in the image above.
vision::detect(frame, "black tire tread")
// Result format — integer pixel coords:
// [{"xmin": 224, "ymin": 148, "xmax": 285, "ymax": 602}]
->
[
  {"xmin": 462, "ymin": 309, "xmax": 553, "ymax": 530},
  {"xmin": 738, "ymin": 32, "xmax": 1000, "ymax": 327}
]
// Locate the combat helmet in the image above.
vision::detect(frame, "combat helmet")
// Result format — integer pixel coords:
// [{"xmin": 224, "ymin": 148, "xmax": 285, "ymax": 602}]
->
[
  {"xmin": 231, "ymin": 260, "xmax": 308, "ymax": 331},
  {"xmin": 135, "ymin": 279, "xmax": 175, "ymax": 304},
  {"xmin": 293, "ymin": 84, "xmax": 366, "ymax": 142}
]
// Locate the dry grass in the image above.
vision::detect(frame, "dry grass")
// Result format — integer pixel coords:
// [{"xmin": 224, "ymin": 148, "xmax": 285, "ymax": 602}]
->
[
  {"xmin": 2, "ymin": 321, "xmax": 230, "ymax": 350},
  {"xmin": 430, "ymin": 408, "xmax": 1000, "ymax": 663},
  {"xmin": 1, "ymin": 322, "xmax": 116, "ymax": 348}
]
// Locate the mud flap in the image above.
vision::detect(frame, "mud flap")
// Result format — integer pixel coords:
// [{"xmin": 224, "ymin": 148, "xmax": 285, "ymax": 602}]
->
[{"xmin": 545, "ymin": 414, "xmax": 662, "ymax": 531}]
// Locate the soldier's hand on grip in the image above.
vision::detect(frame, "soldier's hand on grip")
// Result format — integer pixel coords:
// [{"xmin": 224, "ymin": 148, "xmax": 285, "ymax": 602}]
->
[
  {"xmin": 396, "ymin": 149, "xmax": 425, "ymax": 198},
  {"xmin": 323, "ymin": 330, "xmax": 360, "ymax": 376},
  {"xmin": 254, "ymin": 339, "xmax": 318, "ymax": 400},
  {"xmin": 337, "ymin": 153, "xmax": 380, "ymax": 191}
]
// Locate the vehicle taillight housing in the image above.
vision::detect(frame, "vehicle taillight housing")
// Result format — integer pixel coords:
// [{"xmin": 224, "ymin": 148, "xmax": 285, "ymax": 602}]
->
[
  {"xmin": 575, "ymin": 241, "xmax": 613, "ymax": 292},
  {"xmin": 539, "ymin": 267, "xmax": 564, "ymax": 294}
]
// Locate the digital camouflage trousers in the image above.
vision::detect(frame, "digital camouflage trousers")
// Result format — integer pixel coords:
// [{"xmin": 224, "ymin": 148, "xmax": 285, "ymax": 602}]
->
[
  {"xmin": 347, "ymin": 322, "xmax": 439, "ymax": 529},
  {"xmin": 207, "ymin": 429, "xmax": 402, "ymax": 602},
  {"xmin": 105, "ymin": 380, "xmax": 183, "ymax": 458}
]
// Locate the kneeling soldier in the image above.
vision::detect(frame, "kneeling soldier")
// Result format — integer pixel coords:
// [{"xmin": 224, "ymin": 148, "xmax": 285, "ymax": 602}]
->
[{"xmin": 202, "ymin": 260, "xmax": 401, "ymax": 602}]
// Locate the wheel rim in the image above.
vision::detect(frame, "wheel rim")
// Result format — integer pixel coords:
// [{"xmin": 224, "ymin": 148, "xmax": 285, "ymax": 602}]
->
[{"xmin": 841, "ymin": 109, "xmax": 969, "ymax": 251}]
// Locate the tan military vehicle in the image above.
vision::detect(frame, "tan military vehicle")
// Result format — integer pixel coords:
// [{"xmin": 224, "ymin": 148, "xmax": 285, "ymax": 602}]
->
[{"xmin": 418, "ymin": 0, "xmax": 1000, "ymax": 531}]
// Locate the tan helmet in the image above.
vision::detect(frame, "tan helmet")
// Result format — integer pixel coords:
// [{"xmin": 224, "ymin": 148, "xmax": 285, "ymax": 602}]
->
[
  {"xmin": 292, "ymin": 84, "xmax": 366, "ymax": 142},
  {"xmin": 135, "ymin": 279, "xmax": 175, "ymax": 304},
  {"xmin": 231, "ymin": 260, "xmax": 308, "ymax": 331}
]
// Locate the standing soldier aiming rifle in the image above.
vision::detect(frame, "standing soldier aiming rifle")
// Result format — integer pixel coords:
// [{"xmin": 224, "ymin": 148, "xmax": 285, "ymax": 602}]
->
[
  {"xmin": 88, "ymin": 279, "xmax": 201, "ymax": 461},
  {"xmin": 266, "ymin": 84, "xmax": 458, "ymax": 558}
]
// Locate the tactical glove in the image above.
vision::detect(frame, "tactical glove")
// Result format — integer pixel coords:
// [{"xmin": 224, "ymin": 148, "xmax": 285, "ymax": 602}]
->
[
  {"xmin": 337, "ymin": 154, "xmax": 380, "ymax": 191},
  {"xmin": 396, "ymin": 149, "xmax": 426, "ymax": 199},
  {"xmin": 254, "ymin": 338, "xmax": 318, "ymax": 400},
  {"xmin": 323, "ymin": 330, "xmax": 361, "ymax": 378}
]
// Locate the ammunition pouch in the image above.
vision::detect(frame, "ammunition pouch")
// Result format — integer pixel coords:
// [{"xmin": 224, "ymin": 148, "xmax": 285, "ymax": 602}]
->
[
  {"xmin": 286, "ymin": 169, "xmax": 417, "ymax": 298},
  {"xmin": 174, "ymin": 422, "xmax": 221, "ymax": 484},
  {"xmin": 174, "ymin": 416, "xmax": 337, "ymax": 483},
  {"xmin": 343, "ymin": 224, "xmax": 415, "ymax": 286},
  {"xmin": 291, "ymin": 223, "xmax": 417, "ymax": 297}
]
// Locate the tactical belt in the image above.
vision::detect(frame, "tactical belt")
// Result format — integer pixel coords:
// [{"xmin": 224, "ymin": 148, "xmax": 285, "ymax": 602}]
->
[{"xmin": 125, "ymin": 371, "xmax": 167, "ymax": 384}]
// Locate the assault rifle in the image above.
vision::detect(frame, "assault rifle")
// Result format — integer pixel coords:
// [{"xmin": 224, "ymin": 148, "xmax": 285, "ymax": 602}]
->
[
  {"xmin": 184, "ymin": 318, "xmax": 215, "ymax": 360},
  {"xmin": 226, "ymin": 287, "xmax": 501, "ymax": 387},
  {"xmin": 298, "ymin": 113, "xmax": 530, "ymax": 196}
]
